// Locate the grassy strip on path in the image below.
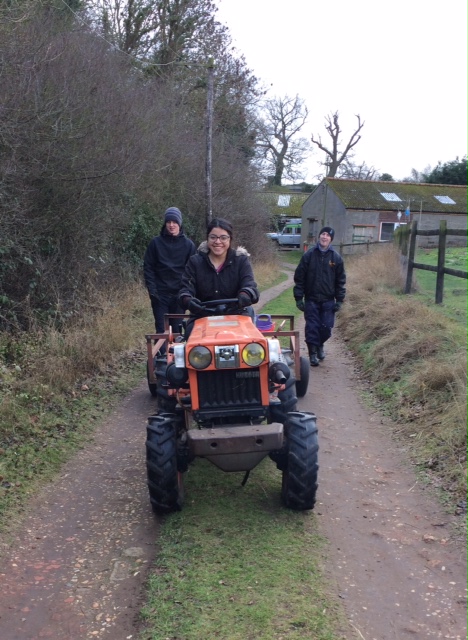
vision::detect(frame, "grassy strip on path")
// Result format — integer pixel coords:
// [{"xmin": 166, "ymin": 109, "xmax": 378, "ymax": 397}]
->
[{"xmin": 140, "ymin": 460, "xmax": 342, "ymax": 640}]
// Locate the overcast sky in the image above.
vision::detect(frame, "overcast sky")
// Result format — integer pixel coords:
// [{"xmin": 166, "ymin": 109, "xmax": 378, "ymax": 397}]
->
[{"xmin": 215, "ymin": 0, "xmax": 467, "ymax": 183}]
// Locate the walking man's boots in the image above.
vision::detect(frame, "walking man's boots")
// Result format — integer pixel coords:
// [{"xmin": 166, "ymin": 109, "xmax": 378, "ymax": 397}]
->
[
  {"xmin": 317, "ymin": 344, "xmax": 325, "ymax": 360},
  {"xmin": 308, "ymin": 344, "xmax": 319, "ymax": 367}
]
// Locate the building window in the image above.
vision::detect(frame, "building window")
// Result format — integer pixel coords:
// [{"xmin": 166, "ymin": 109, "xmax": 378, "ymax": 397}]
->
[
  {"xmin": 380, "ymin": 222, "xmax": 406, "ymax": 241},
  {"xmin": 434, "ymin": 195, "xmax": 456, "ymax": 204},
  {"xmin": 380, "ymin": 192, "xmax": 402, "ymax": 202},
  {"xmin": 277, "ymin": 195, "xmax": 291, "ymax": 207}
]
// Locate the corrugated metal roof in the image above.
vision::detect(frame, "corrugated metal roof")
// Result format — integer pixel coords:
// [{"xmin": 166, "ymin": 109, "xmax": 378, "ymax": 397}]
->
[{"xmin": 321, "ymin": 178, "xmax": 467, "ymax": 214}]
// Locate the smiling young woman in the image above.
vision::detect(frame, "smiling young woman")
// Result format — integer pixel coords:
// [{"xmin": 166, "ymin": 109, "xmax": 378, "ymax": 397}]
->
[
  {"xmin": 206, "ymin": 225, "xmax": 231, "ymax": 269},
  {"xmin": 178, "ymin": 217, "xmax": 259, "ymax": 317}
]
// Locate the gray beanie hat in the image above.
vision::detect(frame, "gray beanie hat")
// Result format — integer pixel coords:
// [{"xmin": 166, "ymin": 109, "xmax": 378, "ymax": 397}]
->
[{"xmin": 164, "ymin": 207, "xmax": 182, "ymax": 226}]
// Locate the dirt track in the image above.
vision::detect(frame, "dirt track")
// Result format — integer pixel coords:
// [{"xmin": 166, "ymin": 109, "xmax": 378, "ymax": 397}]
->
[{"xmin": 0, "ymin": 267, "xmax": 466, "ymax": 639}]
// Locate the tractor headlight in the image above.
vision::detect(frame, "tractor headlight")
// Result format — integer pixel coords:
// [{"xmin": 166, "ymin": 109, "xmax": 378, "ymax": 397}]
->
[
  {"xmin": 188, "ymin": 345, "xmax": 212, "ymax": 369},
  {"xmin": 267, "ymin": 338, "xmax": 281, "ymax": 363},
  {"xmin": 242, "ymin": 342, "xmax": 265, "ymax": 367}
]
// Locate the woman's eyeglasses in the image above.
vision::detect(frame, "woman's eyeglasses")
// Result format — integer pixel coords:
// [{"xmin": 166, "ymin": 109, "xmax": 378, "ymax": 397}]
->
[{"xmin": 208, "ymin": 234, "xmax": 230, "ymax": 242}]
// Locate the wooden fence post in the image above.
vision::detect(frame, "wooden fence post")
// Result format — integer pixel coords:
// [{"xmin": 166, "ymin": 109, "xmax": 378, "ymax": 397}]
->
[
  {"xmin": 401, "ymin": 224, "xmax": 410, "ymax": 256},
  {"xmin": 435, "ymin": 220, "xmax": 447, "ymax": 304},
  {"xmin": 404, "ymin": 220, "xmax": 418, "ymax": 294}
]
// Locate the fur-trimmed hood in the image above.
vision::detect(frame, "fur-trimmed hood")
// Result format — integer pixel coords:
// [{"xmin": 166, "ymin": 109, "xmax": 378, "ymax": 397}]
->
[{"xmin": 197, "ymin": 240, "xmax": 250, "ymax": 257}]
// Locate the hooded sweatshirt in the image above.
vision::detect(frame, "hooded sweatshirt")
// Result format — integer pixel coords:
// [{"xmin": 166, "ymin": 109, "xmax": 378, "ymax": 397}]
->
[{"xmin": 143, "ymin": 225, "xmax": 196, "ymax": 298}]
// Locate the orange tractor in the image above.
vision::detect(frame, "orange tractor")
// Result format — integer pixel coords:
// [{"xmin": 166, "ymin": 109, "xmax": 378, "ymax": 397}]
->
[{"xmin": 145, "ymin": 299, "xmax": 318, "ymax": 513}]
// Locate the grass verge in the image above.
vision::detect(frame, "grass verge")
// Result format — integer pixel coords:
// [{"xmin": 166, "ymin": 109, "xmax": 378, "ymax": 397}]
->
[
  {"xmin": 255, "ymin": 260, "xmax": 289, "ymax": 291},
  {"xmin": 0, "ymin": 284, "xmax": 150, "ymax": 533},
  {"xmin": 260, "ymin": 287, "xmax": 301, "ymax": 318},
  {"xmin": 411, "ymin": 247, "xmax": 467, "ymax": 324},
  {"xmin": 277, "ymin": 249, "xmax": 304, "ymax": 266}
]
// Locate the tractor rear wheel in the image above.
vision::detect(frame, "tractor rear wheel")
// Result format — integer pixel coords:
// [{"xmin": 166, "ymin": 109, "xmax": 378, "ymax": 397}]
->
[
  {"xmin": 281, "ymin": 412, "xmax": 318, "ymax": 511},
  {"xmin": 146, "ymin": 413, "xmax": 184, "ymax": 513}
]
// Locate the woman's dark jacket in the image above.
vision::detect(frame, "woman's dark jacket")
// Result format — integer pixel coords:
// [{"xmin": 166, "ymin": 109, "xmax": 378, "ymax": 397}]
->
[
  {"xmin": 143, "ymin": 225, "xmax": 196, "ymax": 299},
  {"xmin": 178, "ymin": 242, "xmax": 259, "ymax": 307},
  {"xmin": 293, "ymin": 244, "xmax": 346, "ymax": 304}
]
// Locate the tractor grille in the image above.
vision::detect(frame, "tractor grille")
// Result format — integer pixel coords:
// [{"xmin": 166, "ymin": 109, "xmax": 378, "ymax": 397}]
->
[{"xmin": 197, "ymin": 368, "xmax": 262, "ymax": 410}]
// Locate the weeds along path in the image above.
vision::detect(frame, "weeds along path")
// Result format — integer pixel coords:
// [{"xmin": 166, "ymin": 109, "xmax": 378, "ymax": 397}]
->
[{"xmin": 0, "ymin": 265, "xmax": 466, "ymax": 640}]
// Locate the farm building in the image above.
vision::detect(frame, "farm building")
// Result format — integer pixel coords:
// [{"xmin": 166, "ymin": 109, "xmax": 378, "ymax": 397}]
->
[{"xmin": 301, "ymin": 179, "xmax": 467, "ymax": 253}]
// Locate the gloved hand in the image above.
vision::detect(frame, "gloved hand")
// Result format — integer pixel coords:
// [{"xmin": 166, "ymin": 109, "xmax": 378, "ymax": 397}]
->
[
  {"xmin": 333, "ymin": 301, "xmax": 342, "ymax": 312},
  {"xmin": 295, "ymin": 299, "xmax": 305, "ymax": 312},
  {"xmin": 181, "ymin": 296, "xmax": 204, "ymax": 314},
  {"xmin": 180, "ymin": 296, "xmax": 191, "ymax": 310},
  {"xmin": 187, "ymin": 297, "xmax": 204, "ymax": 315},
  {"xmin": 238, "ymin": 291, "xmax": 252, "ymax": 308}
]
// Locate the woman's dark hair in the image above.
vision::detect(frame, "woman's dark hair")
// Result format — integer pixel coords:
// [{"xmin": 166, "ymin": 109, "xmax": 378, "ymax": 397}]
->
[{"xmin": 206, "ymin": 218, "xmax": 233, "ymax": 239}]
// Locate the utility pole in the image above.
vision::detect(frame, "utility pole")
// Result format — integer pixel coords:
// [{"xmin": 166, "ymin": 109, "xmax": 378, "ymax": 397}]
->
[{"xmin": 205, "ymin": 58, "xmax": 215, "ymax": 225}]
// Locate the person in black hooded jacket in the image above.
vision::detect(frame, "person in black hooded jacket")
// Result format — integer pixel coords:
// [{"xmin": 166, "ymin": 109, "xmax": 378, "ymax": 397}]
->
[
  {"xmin": 178, "ymin": 217, "xmax": 259, "ymax": 319},
  {"xmin": 143, "ymin": 207, "xmax": 196, "ymax": 336}
]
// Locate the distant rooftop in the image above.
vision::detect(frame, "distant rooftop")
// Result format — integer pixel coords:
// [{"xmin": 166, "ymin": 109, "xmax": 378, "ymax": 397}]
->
[{"xmin": 314, "ymin": 178, "xmax": 467, "ymax": 214}]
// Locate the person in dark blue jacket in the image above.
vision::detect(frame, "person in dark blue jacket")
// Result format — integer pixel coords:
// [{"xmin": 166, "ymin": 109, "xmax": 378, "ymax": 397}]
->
[
  {"xmin": 143, "ymin": 207, "xmax": 196, "ymax": 338},
  {"xmin": 293, "ymin": 226, "xmax": 346, "ymax": 366}
]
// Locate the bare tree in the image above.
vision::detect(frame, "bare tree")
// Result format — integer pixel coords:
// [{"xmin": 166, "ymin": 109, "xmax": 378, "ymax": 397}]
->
[
  {"xmin": 255, "ymin": 94, "xmax": 310, "ymax": 186},
  {"xmin": 311, "ymin": 111, "xmax": 364, "ymax": 178},
  {"xmin": 337, "ymin": 159, "xmax": 378, "ymax": 180}
]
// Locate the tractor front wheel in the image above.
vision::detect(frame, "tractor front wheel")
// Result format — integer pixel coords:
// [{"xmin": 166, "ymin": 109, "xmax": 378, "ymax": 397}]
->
[
  {"xmin": 146, "ymin": 413, "xmax": 184, "ymax": 514},
  {"xmin": 281, "ymin": 412, "xmax": 318, "ymax": 511}
]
